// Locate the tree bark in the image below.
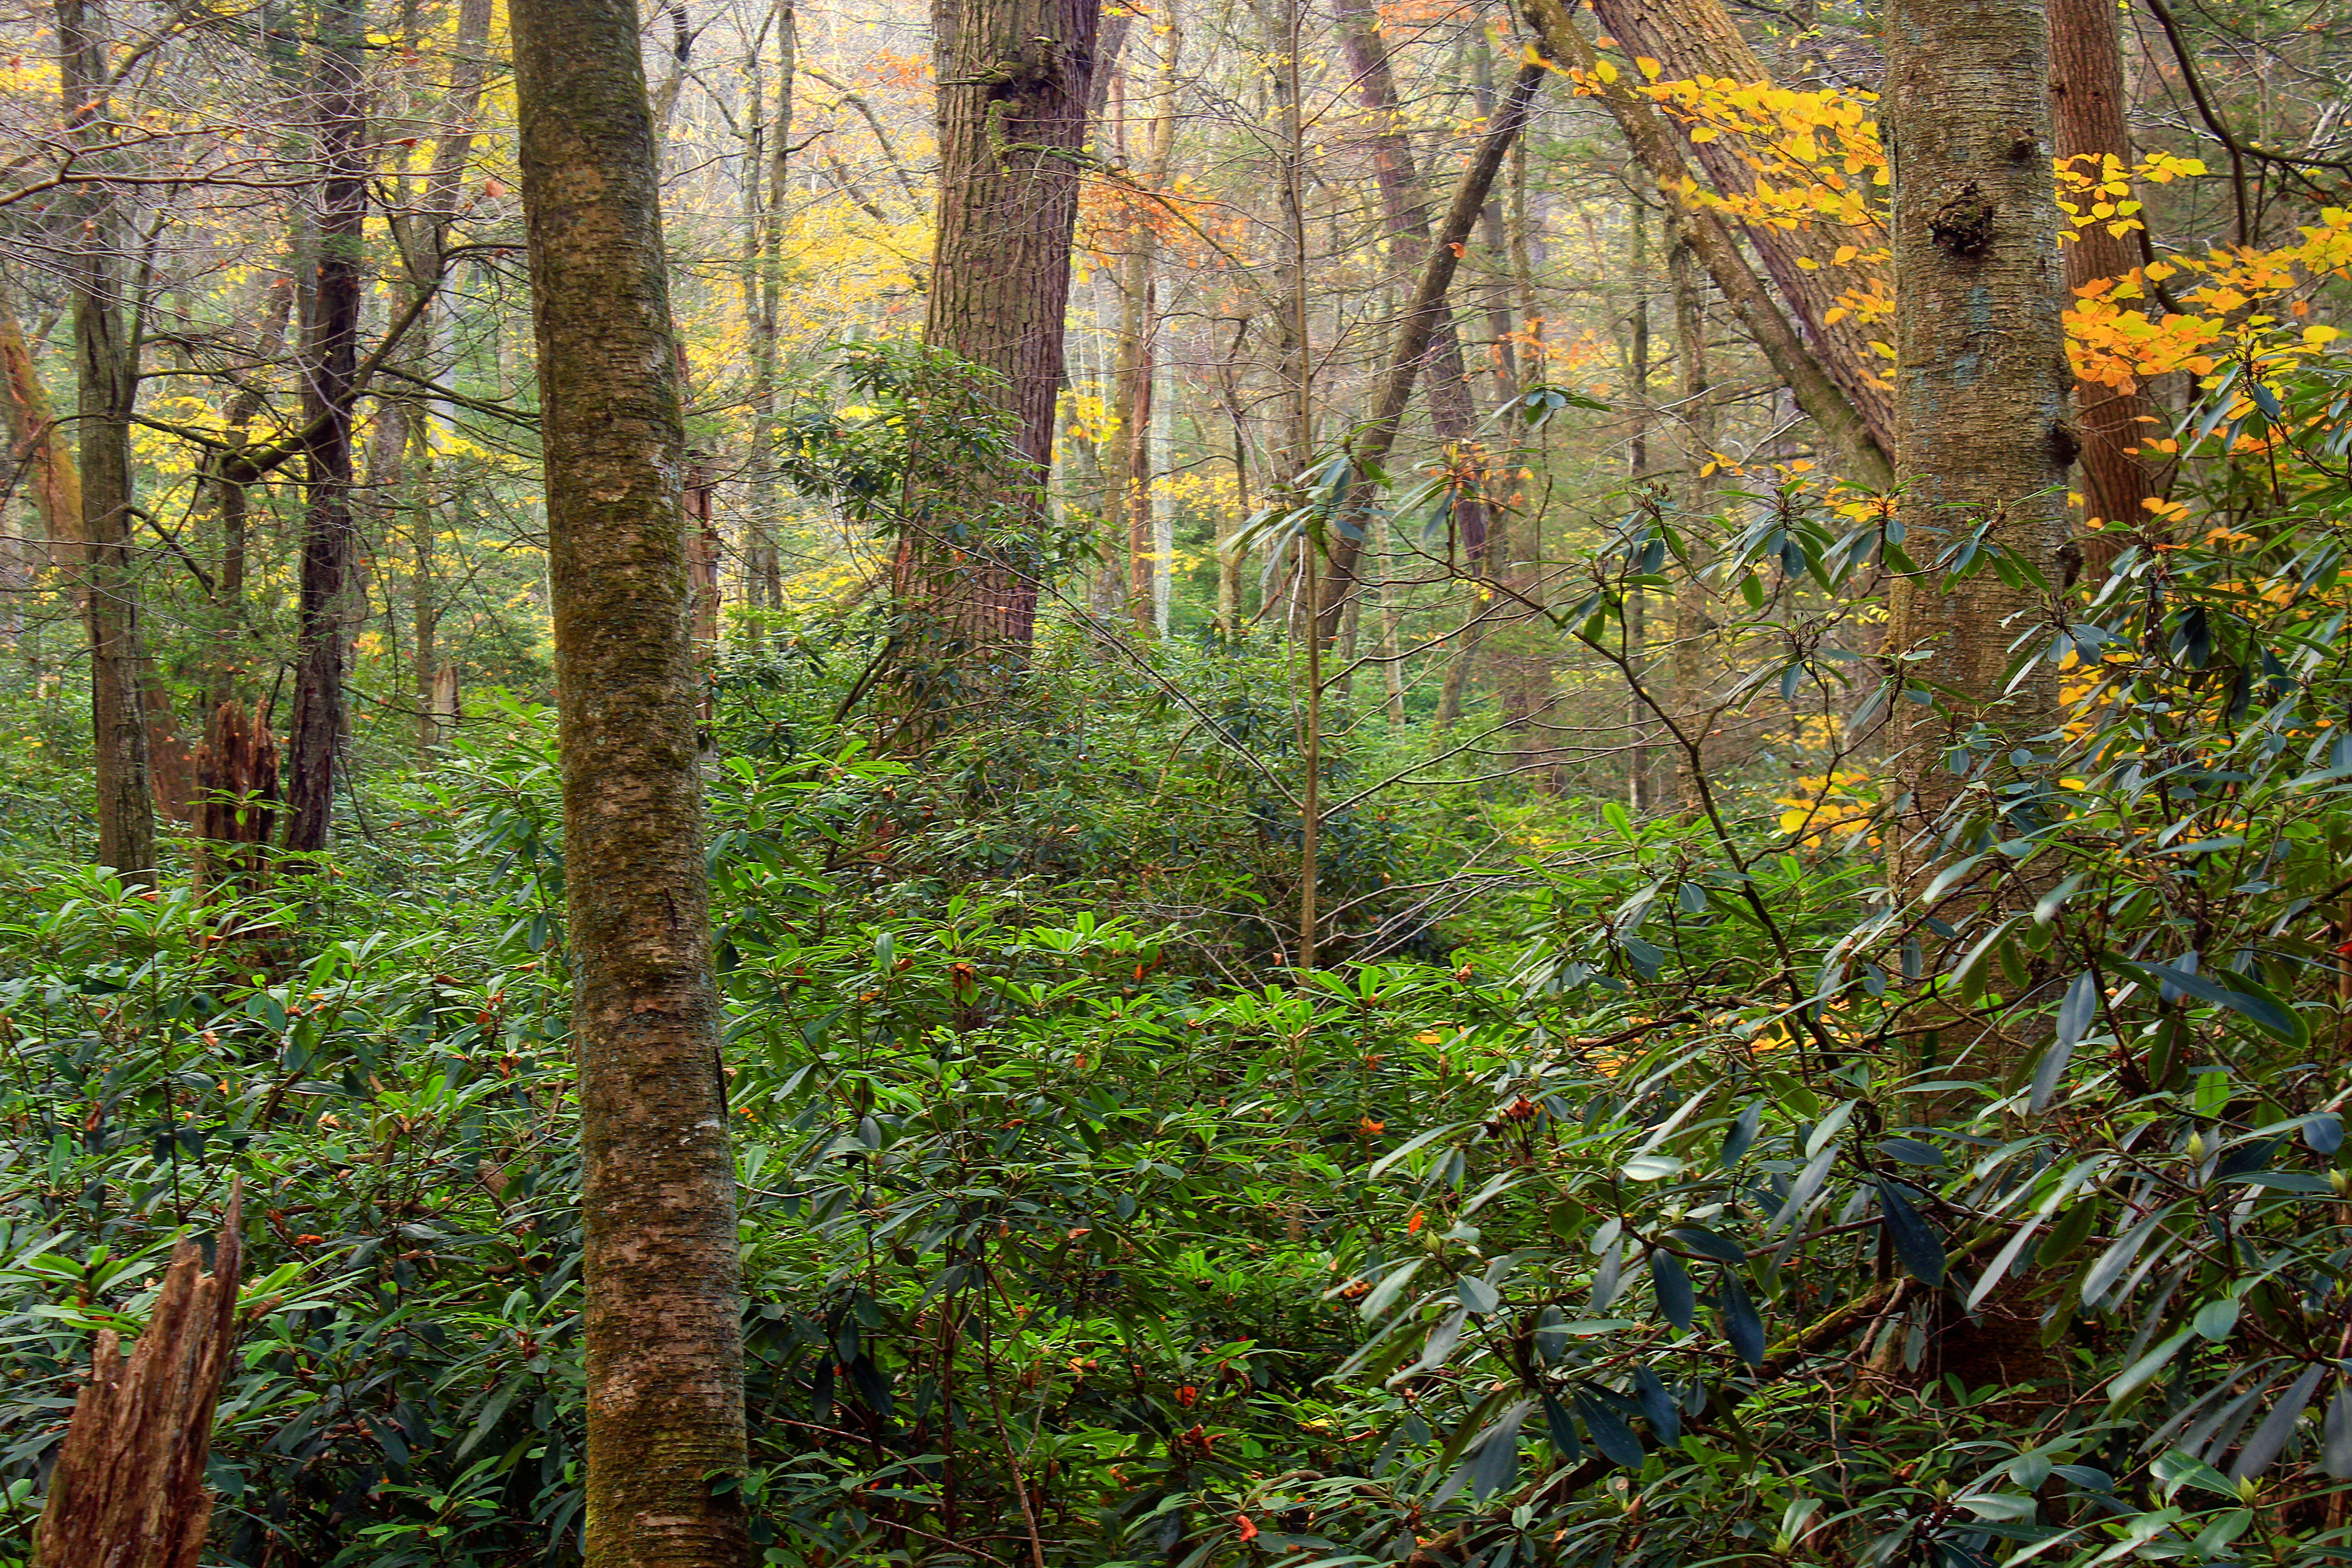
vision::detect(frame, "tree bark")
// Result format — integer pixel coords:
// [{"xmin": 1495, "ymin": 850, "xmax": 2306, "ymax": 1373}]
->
[
  {"xmin": 1669, "ymin": 235, "xmax": 1720, "ymax": 816},
  {"xmin": 2048, "ymin": 0, "xmax": 2156, "ymax": 538},
  {"xmin": 56, "ymin": 0, "xmax": 156, "ymax": 882},
  {"xmin": 0, "ymin": 272, "xmax": 81, "ymax": 568},
  {"xmin": 1587, "ymin": 0, "xmax": 1897, "ymax": 456},
  {"xmin": 1517, "ymin": 0, "xmax": 1893, "ymax": 490},
  {"xmin": 892, "ymin": 0, "xmax": 1101, "ymax": 740},
  {"xmin": 1883, "ymin": 0, "xmax": 2073, "ymax": 860},
  {"xmin": 283, "ymin": 0, "xmax": 369, "ymax": 858},
  {"xmin": 1312, "ymin": 61, "xmax": 1544, "ymax": 644},
  {"xmin": 33, "ymin": 1186, "xmax": 242, "ymax": 1568},
  {"xmin": 510, "ymin": 1, "xmax": 748, "ymax": 1563}
]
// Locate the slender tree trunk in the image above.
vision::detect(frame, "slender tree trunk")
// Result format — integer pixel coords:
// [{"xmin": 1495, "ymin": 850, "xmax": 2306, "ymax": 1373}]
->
[
  {"xmin": 510, "ymin": 1, "xmax": 749, "ymax": 1563},
  {"xmin": 1669, "ymin": 236, "xmax": 1720, "ymax": 815},
  {"xmin": 56, "ymin": 0, "xmax": 154, "ymax": 882},
  {"xmin": 1313, "ymin": 61, "xmax": 1545, "ymax": 642},
  {"xmin": 1626, "ymin": 190, "xmax": 1653, "ymax": 812},
  {"xmin": 892, "ymin": 0, "xmax": 1102, "ymax": 742},
  {"xmin": 744, "ymin": 0, "xmax": 796, "ymax": 638},
  {"xmin": 2048, "ymin": 0, "xmax": 2156, "ymax": 542},
  {"xmin": 284, "ymin": 0, "xmax": 369, "ymax": 858},
  {"xmin": 1883, "ymin": 0, "xmax": 2073, "ymax": 868}
]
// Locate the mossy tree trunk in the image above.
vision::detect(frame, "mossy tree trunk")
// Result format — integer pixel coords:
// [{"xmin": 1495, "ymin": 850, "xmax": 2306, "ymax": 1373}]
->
[
  {"xmin": 1883, "ymin": 0, "xmax": 2074, "ymax": 865},
  {"xmin": 510, "ymin": 0, "xmax": 749, "ymax": 1562}
]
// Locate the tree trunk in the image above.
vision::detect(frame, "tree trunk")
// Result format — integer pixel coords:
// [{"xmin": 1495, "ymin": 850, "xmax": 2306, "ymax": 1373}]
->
[
  {"xmin": 1626, "ymin": 190, "xmax": 1653, "ymax": 812},
  {"xmin": 1312, "ymin": 61, "xmax": 1544, "ymax": 643},
  {"xmin": 0, "ymin": 272, "xmax": 81, "ymax": 568},
  {"xmin": 1587, "ymin": 0, "xmax": 1898, "ymax": 457},
  {"xmin": 1883, "ymin": 0, "xmax": 2073, "ymax": 862},
  {"xmin": 56, "ymin": 0, "xmax": 156, "ymax": 883},
  {"xmin": 893, "ymin": 0, "xmax": 1102, "ymax": 740},
  {"xmin": 1518, "ymin": 0, "xmax": 1893, "ymax": 490},
  {"xmin": 33, "ymin": 1186, "xmax": 242, "ymax": 1568},
  {"xmin": 284, "ymin": 0, "xmax": 369, "ymax": 859},
  {"xmin": 510, "ymin": 1, "xmax": 749, "ymax": 1563},
  {"xmin": 2048, "ymin": 0, "xmax": 2156, "ymax": 540},
  {"xmin": 1669, "ymin": 235, "xmax": 1720, "ymax": 816}
]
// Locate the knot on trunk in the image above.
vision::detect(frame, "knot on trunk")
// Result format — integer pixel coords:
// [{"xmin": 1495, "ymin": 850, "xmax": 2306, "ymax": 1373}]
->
[{"xmin": 1930, "ymin": 182, "xmax": 1996, "ymax": 255}]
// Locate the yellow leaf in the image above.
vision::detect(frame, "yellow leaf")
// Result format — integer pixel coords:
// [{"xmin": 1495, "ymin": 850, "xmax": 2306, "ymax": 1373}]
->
[{"xmin": 1636, "ymin": 55, "xmax": 1662, "ymax": 79}]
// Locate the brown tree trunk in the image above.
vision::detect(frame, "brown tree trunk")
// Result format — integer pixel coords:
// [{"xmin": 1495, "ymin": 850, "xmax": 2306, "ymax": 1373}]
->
[
  {"xmin": 283, "ymin": 0, "xmax": 368, "ymax": 859},
  {"xmin": 510, "ymin": 1, "xmax": 749, "ymax": 1563},
  {"xmin": 192, "ymin": 702, "xmax": 278, "ymax": 903},
  {"xmin": 893, "ymin": 0, "xmax": 1102, "ymax": 742},
  {"xmin": 1313, "ymin": 60, "xmax": 1544, "ymax": 643},
  {"xmin": 2048, "ymin": 0, "xmax": 2156, "ymax": 539},
  {"xmin": 34, "ymin": 1190, "xmax": 242, "ymax": 1568},
  {"xmin": 1587, "ymin": 0, "xmax": 1897, "ymax": 458},
  {"xmin": 1518, "ymin": 0, "xmax": 1893, "ymax": 490},
  {"xmin": 56, "ymin": 0, "xmax": 156, "ymax": 883},
  {"xmin": 1883, "ymin": 0, "xmax": 2073, "ymax": 863},
  {"xmin": 0, "ymin": 272, "xmax": 81, "ymax": 568}
]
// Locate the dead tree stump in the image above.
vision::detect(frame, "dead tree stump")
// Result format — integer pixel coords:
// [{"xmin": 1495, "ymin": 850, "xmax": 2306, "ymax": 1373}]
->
[{"xmin": 33, "ymin": 1184, "xmax": 244, "ymax": 1568}]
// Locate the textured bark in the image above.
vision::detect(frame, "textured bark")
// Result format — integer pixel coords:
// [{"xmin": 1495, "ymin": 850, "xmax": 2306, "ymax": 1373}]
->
[
  {"xmin": 1588, "ymin": 0, "xmax": 1897, "ymax": 456},
  {"xmin": 191, "ymin": 703, "xmax": 277, "ymax": 903},
  {"xmin": 283, "ymin": 0, "xmax": 369, "ymax": 858},
  {"xmin": 893, "ymin": 0, "xmax": 1101, "ymax": 737},
  {"xmin": 743, "ymin": 0, "xmax": 797, "ymax": 632},
  {"xmin": 1313, "ymin": 62, "xmax": 1544, "ymax": 644},
  {"xmin": 33, "ymin": 1186, "xmax": 242, "ymax": 1568},
  {"xmin": 0, "ymin": 273, "xmax": 81, "ymax": 568},
  {"xmin": 510, "ymin": 1, "xmax": 749, "ymax": 1563},
  {"xmin": 56, "ymin": 0, "xmax": 156, "ymax": 883},
  {"xmin": 1883, "ymin": 0, "xmax": 2073, "ymax": 856},
  {"xmin": 1519, "ymin": 0, "xmax": 1892, "ymax": 490},
  {"xmin": 2048, "ymin": 0, "xmax": 2156, "ymax": 535}
]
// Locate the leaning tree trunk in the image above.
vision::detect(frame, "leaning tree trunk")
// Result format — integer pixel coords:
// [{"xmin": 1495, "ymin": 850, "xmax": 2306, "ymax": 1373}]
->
[
  {"xmin": 34, "ymin": 1186, "xmax": 242, "ymax": 1568},
  {"xmin": 283, "ymin": 0, "xmax": 369, "ymax": 858},
  {"xmin": 510, "ymin": 1, "xmax": 749, "ymax": 1563},
  {"xmin": 1883, "ymin": 0, "xmax": 2073, "ymax": 872},
  {"xmin": 889, "ymin": 0, "xmax": 1102, "ymax": 745},
  {"xmin": 56, "ymin": 0, "xmax": 156, "ymax": 883},
  {"xmin": 2048, "ymin": 0, "xmax": 2157, "ymax": 542},
  {"xmin": 1588, "ymin": 0, "xmax": 1898, "ymax": 458},
  {"xmin": 0, "ymin": 271, "xmax": 82, "ymax": 569}
]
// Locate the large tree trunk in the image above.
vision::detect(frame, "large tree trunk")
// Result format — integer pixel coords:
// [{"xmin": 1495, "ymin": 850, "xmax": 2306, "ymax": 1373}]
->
[
  {"xmin": 283, "ymin": 0, "xmax": 369, "ymax": 858},
  {"xmin": 33, "ymin": 1187, "xmax": 242, "ymax": 1568},
  {"xmin": 2048, "ymin": 0, "xmax": 2156, "ymax": 540},
  {"xmin": 510, "ymin": 1, "xmax": 749, "ymax": 1563},
  {"xmin": 1883, "ymin": 0, "xmax": 2073, "ymax": 864},
  {"xmin": 56, "ymin": 0, "xmax": 156, "ymax": 882},
  {"xmin": 888, "ymin": 0, "xmax": 1100, "ymax": 745},
  {"xmin": 1587, "ymin": 0, "xmax": 1897, "ymax": 458}
]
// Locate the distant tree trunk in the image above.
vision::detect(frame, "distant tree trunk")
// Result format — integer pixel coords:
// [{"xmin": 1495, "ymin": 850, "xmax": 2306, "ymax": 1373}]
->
[
  {"xmin": 892, "ymin": 0, "xmax": 1101, "ymax": 743},
  {"xmin": 1588, "ymin": 0, "xmax": 1898, "ymax": 458},
  {"xmin": 1313, "ymin": 60, "xmax": 1543, "ymax": 644},
  {"xmin": 56, "ymin": 0, "xmax": 156, "ymax": 882},
  {"xmin": 33, "ymin": 1186, "xmax": 242, "ymax": 1568},
  {"xmin": 1626, "ymin": 199, "xmax": 1659, "ymax": 810},
  {"xmin": 1669, "ymin": 236, "xmax": 1720, "ymax": 815},
  {"xmin": 0, "ymin": 273, "xmax": 81, "ymax": 568},
  {"xmin": 284, "ymin": 0, "xmax": 369, "ymax": 858},
  {"xmin": 2048, "ymin": 0, "xmax": 2156, "ymax": 542},
  {"xmin": 1883, "ymin": 0, "xmax": 2073, "ymax": 864},
  {"xmin": 510, "ymin": 2, "xmax": 749, "ymax": 1563},
  {"xmin": 743, "ymin": 0, "xmax": 796, "ymax": 638}
]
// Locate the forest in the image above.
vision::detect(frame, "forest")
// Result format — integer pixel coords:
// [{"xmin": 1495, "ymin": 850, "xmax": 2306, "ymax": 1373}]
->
[{"xmin": 3, "ymin": 0, "xmax": 2352, "ymax": 1563}]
